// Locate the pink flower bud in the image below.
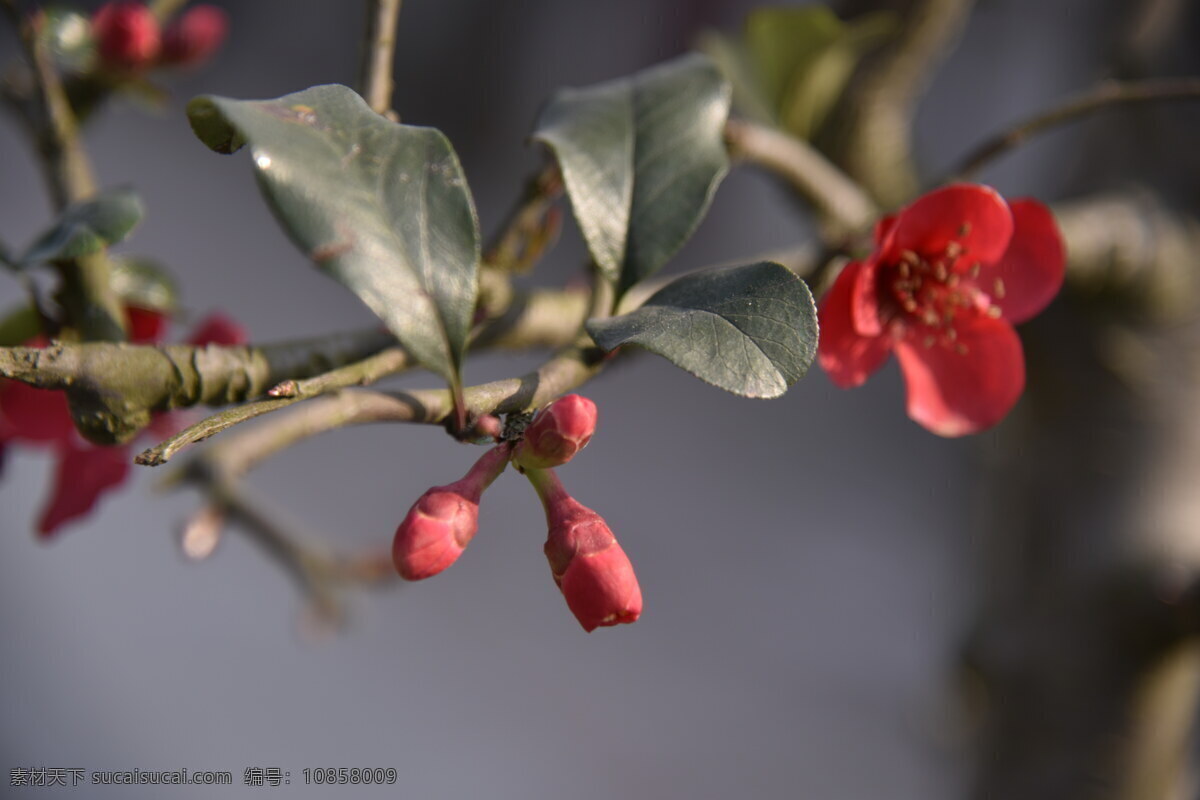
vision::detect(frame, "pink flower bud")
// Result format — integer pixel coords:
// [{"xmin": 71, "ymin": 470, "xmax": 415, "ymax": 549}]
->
[
  {"xmin": 391, "ymin": 445, "xmax": 509, "ymax": 580},
  {"xmin": 91, "ymin": 2, "xmax": 161, "ymax": 71},
  {"xmin": 531, "ymin": 470, "xmax": 641, "ymax": 632},
  {"xmin": 161, "ymin": 5, "xmax": 228, "ymax": 67},
  {"xmin": 513, "ymin": 394, "xmax": 597, "ymax": 470}
]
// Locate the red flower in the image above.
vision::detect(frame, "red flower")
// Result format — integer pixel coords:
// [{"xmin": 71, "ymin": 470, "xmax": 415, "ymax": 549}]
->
[
  {"xmin": 91, "ymin": 2, "xmax": 161, "ymax": 71},
  {"xmin": 817, "ymin": 184, "xmax": 1065, "ymax": 436},
  {"xmin": 392, "ymin": 445, "xmax": 510, "ymax": 580},
  {"xmin": 161, "ymin": 5, "xmax": 229, "ymax": 68},
  {"xmin": 530, "ymin": 469, "xmax": 642, "ymax": 632},
  {"xmin": 513, "ymin": 394, "xmax": 597, "ymax": 470},
  {"xmin": 0, "ymin": 309, "xmax": 246, "ymax": 538}
]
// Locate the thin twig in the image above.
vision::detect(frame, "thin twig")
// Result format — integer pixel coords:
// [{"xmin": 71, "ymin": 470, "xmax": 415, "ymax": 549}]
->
[
  {"xmin": 138, "ymin": 286, "xmax": 593, "ymax": 464},
  {"xmin": 725, "ymin": 118, "xmax": 878, "ymax": 235},
  {"xmin": 359, "ymin": 0, "xmax": 403, "ymax": 117},
  {"xmin": 181, "ymin": 462, "xmax": 396, "ymax": 626},
  {"xmin": 177, "ymin": 342, "xmax": 604, "ymax": 480},
  {"xmin": 137, "ymin": 344, "xmax": 410, "ymax": 466},
  {"xmin": 948, "ymin": 77, "xmax": 1200, "ymax": 181}
]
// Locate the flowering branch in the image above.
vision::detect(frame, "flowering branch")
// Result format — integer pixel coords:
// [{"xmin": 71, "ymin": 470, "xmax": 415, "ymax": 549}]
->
[{"xmin": 949, "ymin": 77, "xmax": 1200, "ymax": 180}]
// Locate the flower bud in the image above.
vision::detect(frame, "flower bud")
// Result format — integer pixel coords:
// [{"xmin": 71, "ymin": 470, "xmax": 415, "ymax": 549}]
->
[
  {"xmin": 91, "ymin": 2, "xmax": 161, "ymax": 71},
  {"xmin": 513, "ymin": 394, "xmax": 597, "ymax": 470},
  {"xmin": 161, "ymin": 5, "xmax": 228, "ymax": 67},
  {"xmin": 392, "ymin": 445, "xmax": 509, "ymax": 580},
  {"xmin": 530, "ymin": 470, "xmax": 641, "ymax": 632}
]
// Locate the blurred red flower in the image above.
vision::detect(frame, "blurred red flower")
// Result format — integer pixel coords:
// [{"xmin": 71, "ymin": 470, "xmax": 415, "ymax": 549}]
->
[
  {"xmin": 817, "ymin": 184, "xmax": 1065, "ymax": 436},
  {"xmin": 0, "ymin": 309, "xmax": 245, "ymax": 537}
]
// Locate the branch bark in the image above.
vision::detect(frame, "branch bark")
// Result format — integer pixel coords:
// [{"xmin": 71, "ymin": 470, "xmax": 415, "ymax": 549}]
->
[
  {"xmin": 725, "ymin": 118, "xmax": 878, "ymax": 236},
  {"xmin": 358, "ymin": 0, "xmax": 403, "ymax": 117}
]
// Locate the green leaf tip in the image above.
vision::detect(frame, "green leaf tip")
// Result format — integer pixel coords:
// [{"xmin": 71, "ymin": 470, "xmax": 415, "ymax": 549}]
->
[{"xmin": 586, "ymin": 261, "xmax": 818, "ymax": 399}]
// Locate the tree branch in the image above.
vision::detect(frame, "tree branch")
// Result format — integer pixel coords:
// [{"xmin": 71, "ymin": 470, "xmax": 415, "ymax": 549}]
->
[
  {"xmin": 0, "ymin": 327, "xmax": 398, "ymax": 444},
  {"xmin": 358, "ymin": 0, "xmax": 403, "ymax": 117},
  {"xmin": 948, "ymin": 77, "xmax": 1200, "ymax": 181},
  {"xmin": 175, "ymin": 451, "xmax": 397, "ymax": 627},
  {"xmin": 725, "ymin": 117, "xmax": 878, "ymax": 236}
]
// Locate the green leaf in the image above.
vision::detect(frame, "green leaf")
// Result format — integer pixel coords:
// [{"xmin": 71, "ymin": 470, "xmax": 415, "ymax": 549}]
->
[
  {"xmin": 20, "ymin": 186, "xmax": 144, "ymax": 266},
  {"xmin": 109, "ymin": 256, "xmax": 179, "ymax": 313},
  {"xmin": 734, "ymin": 6, "xmax": 895, "ymax": 140},
  {"xmin": 586, "ymin": 262, "xmax": 817, "ymax": 398},
  {"xmin": 745, "ymin": 6, "xmax": 843, "ymax": 121},
  {"xmin": 187, "ymin": 84, "xmax": 480, "ymax": 389},
  {"xmin": 533, "ymin": 54, "xmax": 731, "ymax": 296},
  {"xmin": 778, "ymin": 12, "xmax": 895, "ymax": 138}
]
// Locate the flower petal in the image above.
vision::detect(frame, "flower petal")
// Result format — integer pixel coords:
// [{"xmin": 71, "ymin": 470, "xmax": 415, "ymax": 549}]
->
[
  {"xmin": 850, "ymin": 258, "xmax": 884, "ymax": 336},
  {"xmin": 977, "ymin": 199, "xmax": 1065, "ymax": 324},
  {"xmin": 893, "ymin": 314, "xmax": 1024, "ymax": 437},
  {"xmin": 37, "ymin": 443, "xmax": 131, "ymax": 538},
  {"xmin": 818, "ymin": 262, "xmax": 892, "ymax": 388},
  {"xmin": 125, "ymin": 305, "xmax": 169, "ymax": 343},
  {"xmin": 887, "ymin": 184, "xmax": 1013, "ymax": 266},
  {"xmin": 186, "ymin": 312, "xmax": 246, "ymax": 346},
  {"xmin": 873, "ymin": 214, "xmax": 897, "ymax": 246},
  {"xmin": 0, "ymin": 380, "xmax": 74, "ymax": 443}
]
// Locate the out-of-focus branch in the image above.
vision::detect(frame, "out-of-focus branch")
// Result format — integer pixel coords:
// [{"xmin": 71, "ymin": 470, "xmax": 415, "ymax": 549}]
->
[
  {"xmin": 966, "ymin": 193, "xmax": 1200, "ymax": 800},
  {"xmin": 724, "ymin": 118, "xmax": 878, "ymax": 236},
  {"xmin": 176, "ymin": 448, "xmax": 397, "ymax": 628},
  {"xmin": 358, "ymin": 0, "xmax": 403, "ymax": 118},
  {"xmin": 1, "ymin": 2, "xmax": 126, "ymax": 340},
  {"xmin": 483, "ymin": 163, "xmax": 564, "ymax": 273},
  {"xmin": 950, "ymin": 78, "xmax": 1200, "ymax": 181},
  {"xmin": 833, "ymin": 0, "xmax": 975, "ymax": 206},
  {"xmin": 1052, "ymin": 193, "xmax": 1200, "ymax": 325}
]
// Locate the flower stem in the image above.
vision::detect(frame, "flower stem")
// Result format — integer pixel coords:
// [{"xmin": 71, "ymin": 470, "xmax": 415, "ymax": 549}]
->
[{"xmin": 524, "ymin": 467, "xmax": 569, "ymax": 515}]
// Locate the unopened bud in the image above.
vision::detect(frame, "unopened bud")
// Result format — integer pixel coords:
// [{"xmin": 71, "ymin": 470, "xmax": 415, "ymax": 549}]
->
[
  {"xmin": 529, "ymin": 469, "xmax": 641, "ymax": 632},
  {"xmin": 392, "ymin": 445, "xmax": 509, "ymax": 580},
  {"xmin": 513, "ymin": 394, "xmax": 597, "ymax": 470},
  {"xmin": 91, "ymin": 2, "xmax": 160, "ymax": 71},
  {"xmin": 161, "ymin": 4, "xmax": 228, "ymax": 67}
]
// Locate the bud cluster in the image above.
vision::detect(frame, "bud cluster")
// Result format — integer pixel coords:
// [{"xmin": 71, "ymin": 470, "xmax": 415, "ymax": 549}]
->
[
  {"xmin": 390, "ymin": 394, "xmax": 643, "ymax": 633},
  {"xmin": 91, "ymin": 2, "xmax": 227, "ymax": 73}
]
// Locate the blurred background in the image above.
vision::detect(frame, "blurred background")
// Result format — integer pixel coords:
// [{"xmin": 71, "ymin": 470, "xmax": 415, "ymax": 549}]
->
[{"xmin": 1, "ymin": 0, "xmax": 1197, "ymax": 797}]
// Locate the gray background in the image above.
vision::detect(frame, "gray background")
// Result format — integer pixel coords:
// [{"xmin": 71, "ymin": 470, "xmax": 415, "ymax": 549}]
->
[{"xmin": 0, "ymin": 1, "xmax": 1194, "ymax": 798}]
